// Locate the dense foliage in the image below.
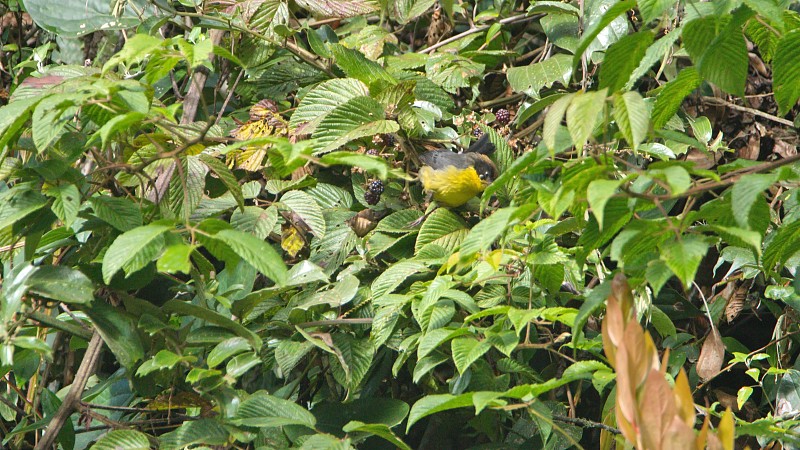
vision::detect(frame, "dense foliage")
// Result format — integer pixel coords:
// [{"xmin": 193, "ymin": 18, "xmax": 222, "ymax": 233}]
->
[{"xmin": 2, "ymin": 0, "xmax": 800, "ymax": 448}]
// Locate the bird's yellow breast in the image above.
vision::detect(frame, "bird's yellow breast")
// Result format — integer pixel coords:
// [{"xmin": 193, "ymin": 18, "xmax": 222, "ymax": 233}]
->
[{"xmin": 418, "ymin": 165, "xmax": 485, "ymax": 207}]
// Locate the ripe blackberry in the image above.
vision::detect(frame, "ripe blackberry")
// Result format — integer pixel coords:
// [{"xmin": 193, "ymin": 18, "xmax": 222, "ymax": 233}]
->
[
  {"xmin": 472, "ymin": 127, "xmax": 484, "ymax": 138},
  {"xmin": 368, "ymin": 180, "xmax": 384, "ymax": 195},
  {"xmin": 366, "ymin": 148, "xmax": 380, "ymax": 156},
  {"xmin": 383, "ymin": 134, "xmax": 396, "ymax": 146},
  {"xmin": 496, "ymin": 108, "xmax": 510, "ymax": 125},
  {"xmin": 364, "ymin": 190, "xmax": 380, "ymax": 205}
]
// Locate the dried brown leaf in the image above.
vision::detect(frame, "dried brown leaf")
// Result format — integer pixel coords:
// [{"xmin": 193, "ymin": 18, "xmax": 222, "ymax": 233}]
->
[{"xmin": 696, "ymin": 327, "xmax": 725, "ymax": 381}]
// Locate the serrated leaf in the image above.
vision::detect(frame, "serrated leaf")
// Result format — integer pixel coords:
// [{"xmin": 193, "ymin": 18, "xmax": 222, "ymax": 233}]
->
[
  {"xmin": 507, "ymin": 54, "xmax": 573, "ymax": 99},
  {"xmin": 313, "ymin": 95, "xmax": 400, "ymax": 153},
  {"xmin": 683, "ymin": 14, "xmax": 749, "ymax": 96},
  {"xmin": 158, "ymin": 419, "xmax": 229, "ymax": 449},
  {"xmin": 652, "ymin": 67, "xmax": 702, "ymax": 129},
  {"xmin": 207, "ymin": 337, "xmax": 251, "ymax": 368},
  {"xmin": 294, "ymin": 0, "xmax": 378, "ymax": 18},
  {"xmin": 102, "ymin": 222, "xmax": 173, "ymax": 283},
  {"xmin": 625, "ymin": 26, "xmax": 682, "ymax": 90},
  {"xmin": 275, "ymin": 340, "xmax": 314, "ymax": 374},
  {"xmin": 732, "ymin": 173, "xmax": 778, "ymax": 230},
  {"xmin": 407, "ymin": 393, "xmax": 475, "ymax": 431},
  {"xmin": 280, "ymin": 190, "xmax": 326, "ymax": 238},
  {"xmin": 91, "ymin": 430, "xmax": 151, "ymax": 450},
  {"xmin": 416, "ymin": 208, "xmax": 468, "ymax": 253},
  {"xmin": 43, "ymin": 183, "xmax": 80, "ymax": 227},
  {"xmin": 371, "ymin": 260, "xmax": 427, "ymax": 298},
  {"xmin": 587, "ymin": 179, "xmax": 621, "ymax": 229},
  {"xmin": 25, "ymin": 266, "xmax": 94, "ymax": 304},
  {"xmin": 660, "ymin": 234, "xmax": 710, "ymax": 288},
  {"xmin": 613, "ymin": 91, "xmax": 649, "ymax": 151},
  {"xmin": 213, "ymin": 229, "xmax": 288, "ymax": 286},
  {"xmin": 199, "ymin": 153, "xmax": 244, "ymax": 211},
  {"xmin": 598, "ymin": 31, "xmax": 654, "ymax": 92},
  {"xmin": 451, "ymin": 337, "xmax": 491, "ymax": 374},
  {"xmin": 773, "ymin": 29, "xmax": 800, "ymax": 115},
  {"xmin": 763, "ymin": 219, "xmax": 800, "ymax": 272},
  {"xmin": 319, "ymin": 152, "xmax": 390, "ymax": 179},
  {"xmin": 543, "ymin": 92, "xmax": 573, "ymax": 151},
  {"xmin": 290, "ymin": 78, "xmax": 369, "ymax": 134},
  {"xmin": 329, "ymin": 44, "xmax": 396, "ymax": 85},
  {"xmin": 0, "ymin": 96, "xmax": 39, "ymax": 159},
  {"xmin": 566, "ymin": 89, "xmax": 607, "ymax": 150},
  {"xmin": 637, "ymin": 0, "xmax": 673, "ymax": 23},
  {"xmin": 425, "ymin": 54, "xmax": 484, "ymax": 94},
  {"xmin": 572, "ymin": 0, "xmax": 636, "ymax": 67},
  {"xmin": 0, "ymin": 184, "xmax": 48, "ymax": 230},
  {"xmin": 89, "ymin": 196, "xmax": 144, "ymax": 232}
]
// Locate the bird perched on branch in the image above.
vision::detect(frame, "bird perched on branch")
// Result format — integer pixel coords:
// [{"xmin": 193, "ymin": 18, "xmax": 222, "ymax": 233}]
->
[{"xmin": 417, "ymin": 134, "xmax": 498, "ymax": 207}]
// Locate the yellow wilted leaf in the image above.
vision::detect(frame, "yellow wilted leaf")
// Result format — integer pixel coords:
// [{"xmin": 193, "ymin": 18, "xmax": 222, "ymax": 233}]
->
[
  {"xmin": 281, "ymin": 224, "xmax": 305, "ymax": 257},
  {"xmin": 674, "ymin": 369, "xmax": 696, "ymax": 425},
  {"xmin": 717, "ymin": 408, "xmax": 735, "ymax": 450}
]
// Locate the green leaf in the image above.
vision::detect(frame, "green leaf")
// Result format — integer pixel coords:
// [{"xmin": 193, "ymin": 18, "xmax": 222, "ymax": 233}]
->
[
  {"xmin": 587, "ymin": 179, "xmax": 621, "ymax": 229},
  {"xmin": 290, "ymin": 78, "xmax": 369, "ymax": 135},
  {"xmin": 0, "ymin": 184, "xmax": 48, "ymax": 230},
  {"xmin": 102, "ymin": 222, "xmax": 173, "ymax": 284},
  {"xmin": 25, "ymin": 266, "xmax": 94, "ymax": 304},
  {"xmin": 625, "ymin": 26, "xmax": 683, "ymax": 90},
  {"xmin": 732, "ymin": 173, "xmax": 778, "ymax": 229},
  {"xmin": 85, "ymin": 300, "xmax": 145, "ymax": 369},
  {"xmin": 213, "ymin": 229, "xmax": 288, "ymax": 286},
  {"xmin": 280, "ymin": 190, "xmax": 326, "ymax": 238},
  {"xmin": 566, "ymin": 89, "xmax": 607, "ymax": 150},
  {"xmin": 543, "ymin": 93, "xmax": 573, "ymax": 151},
  {"xmin": 598, "ymin": 31, "xmax": 654, "ymax": 92},
  {"xmin": 319, "ymin": 152, "xmax": 390, "ymax": 179},
  {"xmin": 313, "ymin": 96, "xmax": 400, "ymax": 154},
  {"xmin": 163, "ymin": 300, "xmax": 262, "ymax": 348},
  {"xmin": 425, "ymin": 54, "xmax": 485, "ymax": 94},
  {"xmin": 199, "ymin": 153, "xmax": 244, "ymax": 212},
  {"xmin": 89, "ymin": 196, "xmax": 144, "ymax": 232},
  {"xmin": 0, "ymin": 96, "xmax": 39, "ymax": 158},
  {"xmin": 637, "ymin": 0, "xmax": 674, "ymax": 23},
  {"xmin": 43, "ymin": 184, "xmax": 80, "ymax": 227},
  {"xmin": 91, "ymin": 430, "xmax": 150, "ymax": 450},
  {"xmin": 342, "ymin": 422, "xmax": 411, "ymax": 450},
  {"xmin": 371, "ymin": 260, "xmax": 427, "ymax": 298},
  {"xmin": 231, "ymin": 391, "xmax": 317, "ymax": 428},
  {"xmin": 93, "ymin": 111, "xmax": 146, "ymax": 148},
  {"xmin": 652, "ymin": 67, "xmax": 702, "ymax": 129},
  {"xmin": 24, "ymin": 0, "xmax": 148, "ymax": 36},
  {"xmin": 207, "ymin": 337, "xmax": 251, "ymax": 368},
  {"xmin": 158, "ymin": 419, "xmax": 229, "ymax": 450},
  {"xmin": 660, "ymin": 234, "xmax": 710, "ymax": 288},
  {"xmin": 572, "ymin": 0, "xmax": 636, "ymax": 67},
  {"xmin": 416, "ymin": 208, "xmax": 468, "ymax": 254},
  {"xmin": 773, "ymin": 29, "xmax": 800, "ymax": 115},
  {"xmin": 451, "ymin": 337, "xmax": 492, "ymax": 374},
  {"xmin": 763, "ymin": 219, "xmax": 800, "ymax": 272},
  {"xmin": 613, "ymin": 91, "xmax": 649, "ymax": 151},
  {"xmin": 683, "ymin": 14, "xmax": 749, "ymax": 96},
  {"xmin": 459, "ymin": 207, "xmax": 518, "ymax": 258},
  {"xmin": 407, "ymin": 393, "xmax": 477, "ymax": 431},
  {"xmin": 329, "ymin": 44, "xmax": 396, "ymax": 86},
  {"xmin": 157, "ymin": 243, "xmax": 194, "ymax": 274},
  {"xmin": 507, "ymin": 54, "xmax": 573, "ymax": 99}
]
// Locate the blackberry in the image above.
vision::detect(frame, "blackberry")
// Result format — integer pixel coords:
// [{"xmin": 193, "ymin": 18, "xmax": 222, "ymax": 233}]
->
[
  {"xmin": 364, "ymin": 190, "xmax": 381, "ymax": 205},
  {"xmin": 368, "ymin": 180, "xmax": 384, "ymax": 194},
  {"xmin": 366, "ymin": 148, "xmax": 380, "ymax": 156},
  {"xmin": 496, "ymin": 108, "xmax": 510, "ymax": 125},
  {"xmin": 472, "ymin": 127, "xmax": 484, "ymax": 138},
  {"xmin": 383, "ymin": 134, "xmax": 396, "ymax": 146}
]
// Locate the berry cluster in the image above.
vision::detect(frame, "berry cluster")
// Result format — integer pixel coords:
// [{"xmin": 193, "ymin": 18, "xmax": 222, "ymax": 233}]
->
[
  {"xmin": 364, "ymin": 180, "xmax": 384, "ymax": 205},
  {"xmin": 495, "ymin": 108, "xmax": 510, "ymax": 125}
]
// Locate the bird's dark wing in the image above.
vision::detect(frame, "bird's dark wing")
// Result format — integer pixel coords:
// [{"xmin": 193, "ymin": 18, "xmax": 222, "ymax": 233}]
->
[
  {"xmin": 466, "ymin": 134, "xmax": 496, "ymax": 155},
  {"xmin": 418, "ymin": 150, "xmax": 474, "ymax": 170}
]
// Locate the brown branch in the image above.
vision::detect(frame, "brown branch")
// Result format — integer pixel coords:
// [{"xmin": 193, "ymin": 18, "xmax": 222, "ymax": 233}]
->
[
  {"xmin": 35, "ymin": 332, "xmax": 103, "ymax": 450},
  {"xmin": 702, "ymin": 96, "xmax": 794, "ymax": 127},
  {"xmin": 298, "ymin": 318, "xmax": 373, "ymax": 327},
  {"xmin": 553, "ymin": 414, "xmax": 621, "ymax": 435}
]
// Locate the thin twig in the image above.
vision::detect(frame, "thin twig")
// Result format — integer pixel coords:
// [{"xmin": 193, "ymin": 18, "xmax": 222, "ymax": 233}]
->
[
  {"xmin": 419, "ymin": 14, "xmax": 541, "ymax": 54},
  {"xmin": 298, "ymin": 318, "xmax": 373, "ymax": 327},
  {"xmin": 553, "ymin": 414, "xmax": 621, "ymax": 434},
  {"xmin": 702, "ymin": 96, "xmax": 794, "ymax": 127}
]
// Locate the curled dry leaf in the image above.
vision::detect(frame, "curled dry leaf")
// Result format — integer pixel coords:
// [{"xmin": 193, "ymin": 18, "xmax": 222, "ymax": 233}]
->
[{"xmin": 697, "ymin": 327, "xmax": 725, "ymax": 381}]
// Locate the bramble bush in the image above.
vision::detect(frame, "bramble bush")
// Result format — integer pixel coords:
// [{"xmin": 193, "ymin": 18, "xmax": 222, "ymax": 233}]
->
[{"xmin": 1, "ymin": 0, "xmax": 800, "ymax": 448}]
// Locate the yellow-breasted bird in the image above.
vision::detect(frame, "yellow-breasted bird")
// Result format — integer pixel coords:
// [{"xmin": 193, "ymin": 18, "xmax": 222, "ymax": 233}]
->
[{"xmin": 417, "ymin": 134, "xmax": 498, "ymax": 207}]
